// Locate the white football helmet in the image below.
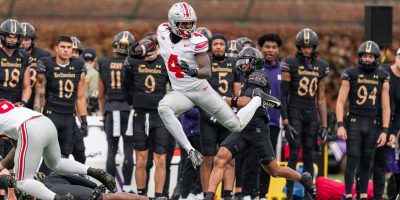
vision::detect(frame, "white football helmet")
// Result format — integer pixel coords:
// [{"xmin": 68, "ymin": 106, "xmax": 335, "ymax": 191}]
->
[{"xmin": 168, "ymin": 2, "xmax": 197, "ymax": 39}]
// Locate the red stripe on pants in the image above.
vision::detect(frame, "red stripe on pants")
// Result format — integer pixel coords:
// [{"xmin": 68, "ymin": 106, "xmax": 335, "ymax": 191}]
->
[{"xmin": 17, "ymin": 123, "xmax": 27, "ymax": 180}]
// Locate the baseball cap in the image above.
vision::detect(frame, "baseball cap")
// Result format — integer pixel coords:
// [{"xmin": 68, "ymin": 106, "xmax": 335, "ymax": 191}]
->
[{"xmin": 82, "ymin": 47, "xmax": 96, "ymax": 61}]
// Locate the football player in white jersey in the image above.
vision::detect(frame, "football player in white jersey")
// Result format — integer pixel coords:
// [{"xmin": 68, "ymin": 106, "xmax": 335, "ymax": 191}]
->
[
  {"xmin": 0, "ymin": 100, "xmax": 116, "ymax": 200},
  {"xmin": 128, "ymin": 2, "xmax": 280, "ymax": 168}
]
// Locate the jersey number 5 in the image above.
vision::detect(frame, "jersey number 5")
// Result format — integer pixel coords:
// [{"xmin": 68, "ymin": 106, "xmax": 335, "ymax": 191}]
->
[{"xmin": 167, "ymin": 54, "xmax": 184, "ymax": 78}]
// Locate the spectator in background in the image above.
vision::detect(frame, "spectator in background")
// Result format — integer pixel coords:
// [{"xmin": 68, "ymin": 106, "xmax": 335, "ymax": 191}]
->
[
  {"xmin": 82, "ymin": 48, "xmax": 99, "ymax": 114},
  {"xmin": 257, "ymin": 33, "xmax": 283, "ymax": 200}
]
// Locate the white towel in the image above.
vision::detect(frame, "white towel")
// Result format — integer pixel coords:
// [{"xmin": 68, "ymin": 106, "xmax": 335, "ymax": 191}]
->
[
  {"xmin": 112, "ymin": 111, "xmax": 121, "ymax": 137},
  {"xmin": 145, "ymin": 113, "xmax": 150, "ymax": 137},
  {"xmin": 125, "ymin": 109, "xmax": 135, "ymax": 136}
]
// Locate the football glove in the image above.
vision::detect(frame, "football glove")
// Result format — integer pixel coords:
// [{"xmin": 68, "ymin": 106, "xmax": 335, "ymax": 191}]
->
[
  {"xmin": 284, "ymin": 124, "xmax": 298, "ymax": 144},
  {"xmin": 178, "ymin": 60, "xmax": 197, "ymax": 77}
]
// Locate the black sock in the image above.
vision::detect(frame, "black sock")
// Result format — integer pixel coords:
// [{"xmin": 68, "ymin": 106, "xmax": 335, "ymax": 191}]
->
[
  {"xmin": 155, "ymin": 193, "xmax": 163, "ymax": 197},
  {"xmin": 137, "ymin": 188, "xmax": 147, "ymax": 196},
  {"xmin": 222, "ymin": 190, "xmax": 233, "ymax": 198},
  {"xmin": 206, "ymin": 192, "xmax": 215, "ymax": 198},
  {"xmin": 235, "ymin": 192, "xmax": 243, "ymax": 197}
]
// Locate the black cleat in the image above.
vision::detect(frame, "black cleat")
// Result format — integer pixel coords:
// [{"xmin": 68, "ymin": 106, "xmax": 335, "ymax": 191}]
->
[
  {"xmin": 188, "ymin": 149, "xmax": 202, "ymax": 169},
  {"xmin": 54, "ymin": 193, "xmax": 74, "ymax": 200},
  {"xmin": 87, "ymin": 168, "xmax": 116, "ymax": 192},
  {"xmin": 88, "ymin": 185, "xmax": 106, "ymax": 200},
  {"xmin": 251, "ymin": 88, "xmax": 281, "ymax": 109},
  {"xmin": 299, "ymin": 172, "xmax": 316, "ymax": 200}
]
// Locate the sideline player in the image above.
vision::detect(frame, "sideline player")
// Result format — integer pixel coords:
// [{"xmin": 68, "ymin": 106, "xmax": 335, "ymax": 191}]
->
[
  {"xmin": 34, "ymin": 35, "xmax": 88, "ymax": 162},
  {"xmin": 129, "ymin": 2, "xmax": 280, "ymax": 167},
  {"xmin": 98, "ymin": 31, "xmax": 135, "ymax": 192},
  {"xmin": 336, "ymin": 41, "xmax": 390, "ymax": 200},
  {"xmin": 199, "ymin": 33, "xmax": 239, "ymax": 198},
  {"xmin": 123, "ymin": 37, "xmax": 170, "ymax": 197},
  {"xmin": 19, "ymin": 22, "xmax": 51, "ymax": 109},
  {"xmin": 204, "ymin": 47, "xmax": 316, "ymax": 200},
  {"xmin": 280, "ymin": 28, "xmax": 329, "ymax": 199}
]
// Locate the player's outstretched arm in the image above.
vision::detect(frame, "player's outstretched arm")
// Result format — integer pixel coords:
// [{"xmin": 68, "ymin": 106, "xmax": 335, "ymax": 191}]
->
[
  {"xmin": 194, "ymin": 52, "xmax": 211, "ymax": 79},
  {"xmin": 33, "ymin": 73, "xmax": 46, "ymax": 112}
]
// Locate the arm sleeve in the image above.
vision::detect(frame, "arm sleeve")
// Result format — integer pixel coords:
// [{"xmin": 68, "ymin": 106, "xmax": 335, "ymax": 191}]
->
[{"xmin": 122, "ymin": 58, "xmax": 134, "ymax": 106}]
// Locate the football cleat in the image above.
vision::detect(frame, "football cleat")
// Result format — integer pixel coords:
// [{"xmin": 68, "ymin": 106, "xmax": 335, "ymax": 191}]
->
[
  {"xmin": 299, "ymin": 172, "xmax": 316, "ymax": 200},
  {"xmin": 252, "ymin": 88, "xmax": 281, "ymax": 109},
  {"xmin": 87, "ymin": 168, "xmax": 116, "ymax": 192}
]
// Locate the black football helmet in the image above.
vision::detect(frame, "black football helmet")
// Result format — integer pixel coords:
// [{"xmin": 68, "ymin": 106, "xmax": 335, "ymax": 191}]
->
[
  {"xmin": 357, "ymin": 40, "xmax": 380, "ymax": 73},
  {"xmin": 236, "ymin": 37, "xmax": 256, "ymax": 49},
  {"xmin": 236, "ymin": 47, "xmax": 264, "ymax": 73},
  {"xmin": 21, "ymin": 22, "xmax": 36, "ymax": 50},
  {"xmin": 196, "ymin": 27, "xmax": 212, "ymax": 41},
  {"xmin": 0, "ymin": 19, "xmax": 23, "ymax": 49},
  {"xmin": 295, "ymin": 28, "xmax": 319, "ymax": 60},
  {"xmin": 112, "ymin": 31, "xmax": 135, "ymax": 55},
  {"xmin": 71, "ymin": 36, "xmax": 84, "ymax": 55},
  {"xmin": 226, "ymin": 40, "xmax": 242, "ymax": 58}
]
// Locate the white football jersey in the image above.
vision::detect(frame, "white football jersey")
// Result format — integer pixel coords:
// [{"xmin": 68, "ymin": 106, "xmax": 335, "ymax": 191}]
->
[
  {"xmin": 0, "ymin": 101, "xmax": 42, "ymax": 140},
  {"xmin": 157, "ymin": 22, "xmax": 209, "ymax": 92}
]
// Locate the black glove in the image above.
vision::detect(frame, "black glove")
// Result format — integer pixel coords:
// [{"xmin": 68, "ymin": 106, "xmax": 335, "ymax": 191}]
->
[
  {"xmin": 320, "ymin": 127, "xmax": 329, "ymax": 143},
  {"xmin": 178, "ymin": 60, "xmax": 197, "ymax": 77},
  {"xmin": 284, "ymin": 125, "xmax": 298, "ymax": 144},
  {"xmin": 80, "ymin": 116, "xmax": 89, "ymax": 137}
]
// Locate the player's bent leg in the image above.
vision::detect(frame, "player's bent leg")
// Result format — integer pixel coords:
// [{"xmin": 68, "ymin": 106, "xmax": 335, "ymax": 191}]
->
[{"xmin": 158, "ymin": 91, "xmax": 195, "ymax": 152}]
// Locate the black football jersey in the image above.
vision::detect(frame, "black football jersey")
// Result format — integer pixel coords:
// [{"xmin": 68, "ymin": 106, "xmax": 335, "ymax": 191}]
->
[
  {"xmin": 208, "ymin": 57, "xmax": 240, "ymax": 97},
  {"xmin": 342, "ymin": 66, "xmax": 390, "ymax": 117},
  {"xmin": 281, "ymin": 56, "xmax": 329, "ymax": 110},
  {"xmin": 98, "ymin": 56, "xmax": 127, "ymax": 102},
  {"xmin": 124, "ymin": 56, "xmax": 169, "ymax": 111},
  {"xmin": 37, "ymin": 56, "xmax": 85, "ymax": 114},
  {"xmin": 26, "ymin": 47, "xmax": 51, "ymax": 109},
  {"xmin": 240, "ymin": 69, "xmax": 270, "ymax": 130},
  {"xmin": 0, "ymin": 48, "xmax": 31, "ymax": 102}
]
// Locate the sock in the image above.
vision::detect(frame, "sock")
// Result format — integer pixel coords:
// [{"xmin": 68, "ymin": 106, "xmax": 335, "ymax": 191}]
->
[
  {"xmin": 222, "ymin": 190, "xmax": 233, "ymax": 198},
  {"xmin": 137, "ymin": 188, "xmax": 147, "ymax": 196},
  {"xmin": 122, "ymin": 185, "xmax": 135, "ymax": 192},
  {"xmin": 155, "ymin": 193, "xmax": 163, "ymax": 197},
  {"xmin": 235, "ymin": 192, "xmax": 244, "ymax": 197}
]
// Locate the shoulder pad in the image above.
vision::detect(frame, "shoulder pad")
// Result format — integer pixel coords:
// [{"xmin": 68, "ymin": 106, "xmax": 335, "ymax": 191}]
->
[
  {"xmin": 248, "ymin": 70, "xmax": 268, "ymax": 87},
  {"xmin": 191, "ymin": 33, "xmax": 208, "ymax": 53},
  {"xmin": 377, "ymin": 67, "xmax": 390, "ymax": 82}
]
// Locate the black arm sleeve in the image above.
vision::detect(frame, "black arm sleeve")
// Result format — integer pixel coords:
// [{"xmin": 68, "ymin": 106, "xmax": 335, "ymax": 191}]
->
[
  {"xmin": 122, "ymin": 60, "xmax": 134, "ymax": 106},
  {"xmin": 281, "ymin": 80, "xmax": 290, "ymax": 120}
]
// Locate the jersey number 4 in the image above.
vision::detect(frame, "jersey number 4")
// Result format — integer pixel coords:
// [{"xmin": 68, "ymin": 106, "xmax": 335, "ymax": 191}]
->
[{"xmin": 168, "ymin": 54, "xmax": 184, "ymax": 78}]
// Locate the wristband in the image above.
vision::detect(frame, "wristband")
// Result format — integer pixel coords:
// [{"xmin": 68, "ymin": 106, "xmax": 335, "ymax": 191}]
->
[
  {"xmin": 81, "ymin": 116, "xmax": 87, "ymax": 124},
  {"xmin": 382, "ymin": 127, "xmax": 389, "ymax": 134},
  {"xmin": 231, "ymin": 97, "xmax": 238, "ymax": 108},
  {"xmin": 337, "ymin": 121, "xmax": 344, "ymax": 128},
  {"xmin": 20, "ymin": 100, "xmax": 27, "ymax": 107}
]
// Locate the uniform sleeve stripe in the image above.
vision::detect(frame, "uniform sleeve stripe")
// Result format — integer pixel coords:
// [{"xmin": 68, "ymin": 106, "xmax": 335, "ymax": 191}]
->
[
  {"xmin": 162, "ymin": 23, "xmax": 169, "ymax": 27},
  {"xmin": 195, "ymin": 42, "xmax": 208, "ymax": 50}
]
